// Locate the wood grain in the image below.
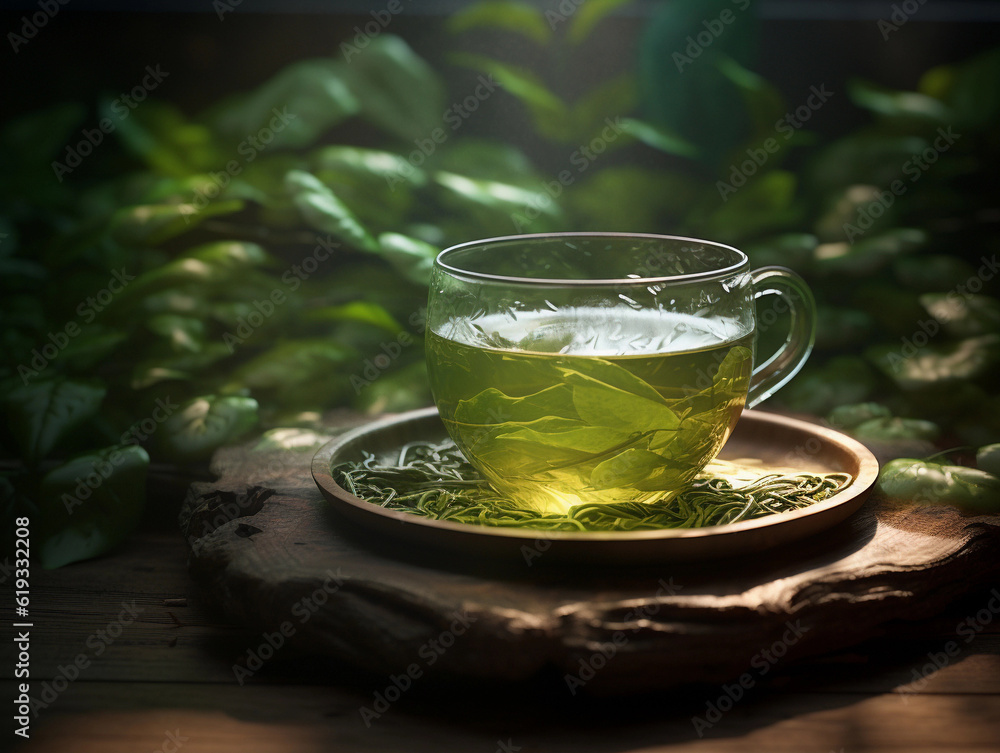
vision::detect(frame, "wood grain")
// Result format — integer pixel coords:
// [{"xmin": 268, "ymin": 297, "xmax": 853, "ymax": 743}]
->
[
  {"xmin": 176, "ymin": 412, "xmax": 1000, "ymax": 694},
  {"xmin": 10, "ymin": 532, "xmax": 1000, "ymax": 753},
  {"xmin": 13, "ymin": 680, "xmax": 1000, "ymax": 753}
]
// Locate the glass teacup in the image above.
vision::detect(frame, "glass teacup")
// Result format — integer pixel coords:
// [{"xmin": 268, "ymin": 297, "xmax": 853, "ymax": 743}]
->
[{"xmin": 426, "ymin": 233, "xmax": 815, "ymax": 514}]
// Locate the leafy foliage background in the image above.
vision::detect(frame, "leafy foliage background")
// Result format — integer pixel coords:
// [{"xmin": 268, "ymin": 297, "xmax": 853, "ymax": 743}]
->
[{"xmin": 2, "ymin": 0, "xmax": 998, "ymax": 565}]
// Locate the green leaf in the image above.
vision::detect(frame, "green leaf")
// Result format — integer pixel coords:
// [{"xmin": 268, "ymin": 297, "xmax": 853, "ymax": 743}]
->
[
  {"xmin": 434, "ymin": 171, "xmax": 562, "ymax": 233},
  {"xmin": 920, "ymin": 47, "xmax": 1000, "ymax": 130},
  {"xmin": 449, "ymin": 1, "xmax": 552, "ymax": 44},
  {"xmin": 704, "ymin": 170, "xmax": 799, "ymax": 242},
  {"xmin": 311, "ymin": 147, "xmax": 421, "ymax": 232},
  {"xmin": 147, "ymin": 314, "xmax": 206, "ymax": 353},
  {"xmin": 590, "ymin": 448, "xmax": 666, "ymax": 489},
  {"xmin": 712, "ymin": 345, "xmax": 753, "ymax": 395},
  {"xmin": 920, "ymin": 293, "xmax": 1000, "ymax": 338},
  {"xmin": 375, "ymin": 233, "xmax": 439, "ymax": 286},
  {"xmin": 305, "ymin": 301, "xmax": 403, "ymax": 334},
  {"xmin": 846, "ymin": 78, "xmax": 952, "ymax": 125},
  {"xmin": 313, "ymin": 145, "xmax": 426, "ymax": 185},
  {"xmin": 618, "ymin": 118, "xmax": 698, "ymax": 158},
  {"xmin": 38, "ymin": 444, "xmax": 149, "ymax": 568},
  {"xmin": 110, "ymin": 200, "xmax": 244, "ymax": 246},
  {"xmin": 572, "ymin": 383, "xmax": 679, "ymax": 435},
  {"xmin": 567, "ymin": 0, "xmax": 632, "ymax": 44},
  {"xmin": 977, "ymin": 444, "xmax": 1000, "ymax": 477},
  {"xmin": 228, "ymin": 339, "xmax": 355, "ymax": 394},
  {"xmin": 116, "ymin": 250, "xmax": 255, "ymax": 306},
  {"xmin": 448, "ymin": 52, "xmax": 572, "ymax": 142},
  {"xmin": 877, "ymin": 458, "xmax": 1000, "ymax": 513},
  {"xmin": 130, "ymin": 343, "xmax": 232, "ymax": 390},
  {"xmin": 852, "ymin": 417, "xmax": 940, "ymax": 442},
  {"xmin": 431, "ymin": 139, "xmax": 539, "ymax": 187},
  {"xmin": 159, "ymin": 395, "xmax": 259, "ymax": 461},
  {"xmin": 454, "ymin": 385, "xmax": 578, "ymax": 426},
  {"xmin": 867, "ymin": 334, "xmax": 1000, "ymax": 390},
  {"xmin": 343, "ymin": 35, "xmax": 447, "ymax": 143},
  {"xmin": 188, "ymin": 240, "xmax": 274, "ymax": 268},
  {"xmin": 558, "ymin": 358, "xmax": 667, "ymax": 405},
  {"xmin": 4, "ymin": 379, "xmax": 106, "ymax": 464},
  {"xmin": 209, "ymin": 59, "xmax": 360, "ymax": 150},
  {"xmin": 496, "ymin": 423, "xmax": 632, "ymax": 455},
  {"xmin": 285, "ymin": 169, "xmax": 378, "ymax": 251},
  {"xmin": 111, "ymin": 101, "xmax": 221, "ymax": 176},
  {"xmin": 826, "ymin": 402, "xmax": 892, "ymax": 430}
]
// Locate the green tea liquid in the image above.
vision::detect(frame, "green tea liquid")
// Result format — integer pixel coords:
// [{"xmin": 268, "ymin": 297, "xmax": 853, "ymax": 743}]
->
[{"xmin": 427, "ymin": 310, "xmax": 754, "ymax": 513}]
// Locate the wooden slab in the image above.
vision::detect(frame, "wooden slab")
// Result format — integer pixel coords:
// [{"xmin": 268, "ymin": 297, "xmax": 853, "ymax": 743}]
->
[{"xmin": 179, "ymin": 411, "xmax": 1000, "ymax": 694}]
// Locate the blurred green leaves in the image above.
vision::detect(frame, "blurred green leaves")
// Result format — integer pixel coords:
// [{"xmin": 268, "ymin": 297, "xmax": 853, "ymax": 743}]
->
[
  {"xmin": 5, "ymin": 378, "xmax": 106, "ymax": 465},
  {"xmin": 39, "ymin": 445, "xmax": 149, "ymax": 568},
  {"xmin": 3, "ymin": 14, "xmax": 1000, "ymax": 566},
  {"xmin": 159, "ymin": 395, "xmax": 258, "ymax": 461},
  {"xmin": 285, "ymin": 169, "xmax": 378, "ymax": 251},
  {"xmin": 448, "ymin": 1, "xmax": 553, "ymax": 44}
]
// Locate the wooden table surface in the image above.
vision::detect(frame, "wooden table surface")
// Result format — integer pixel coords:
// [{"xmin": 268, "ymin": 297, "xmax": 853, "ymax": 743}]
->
[{"xmin": 7, "ymin": 524, "xmax": 1000, "ymax": 753}]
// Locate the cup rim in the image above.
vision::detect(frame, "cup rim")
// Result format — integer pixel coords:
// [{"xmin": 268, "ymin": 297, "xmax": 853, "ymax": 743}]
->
[{"xmin": 435, "ymin": 232, "xmax": 749, "ymax": 286}]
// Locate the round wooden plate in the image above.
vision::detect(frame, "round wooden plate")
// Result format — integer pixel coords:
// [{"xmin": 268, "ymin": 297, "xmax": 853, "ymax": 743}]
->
[{"xmin": 311, "ymin": 407, "xmax": 879, "ymax": 564}]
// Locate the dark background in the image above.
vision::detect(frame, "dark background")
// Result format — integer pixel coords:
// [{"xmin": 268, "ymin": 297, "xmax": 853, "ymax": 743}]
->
[{"xmin": 4, "ymin": 0, "xmax": 1000, "ymax": 174}]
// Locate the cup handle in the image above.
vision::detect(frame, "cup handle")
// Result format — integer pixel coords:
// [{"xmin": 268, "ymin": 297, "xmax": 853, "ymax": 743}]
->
[{"xmin": 746, "ymin": 266, "xmax": 817, "ymax": 409}]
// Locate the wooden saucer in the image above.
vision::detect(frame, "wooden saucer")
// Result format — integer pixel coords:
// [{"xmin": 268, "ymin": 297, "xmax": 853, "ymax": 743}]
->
[{"xmin": 311, "ymin": 407, "xmax": 879, "ymax": 564}]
